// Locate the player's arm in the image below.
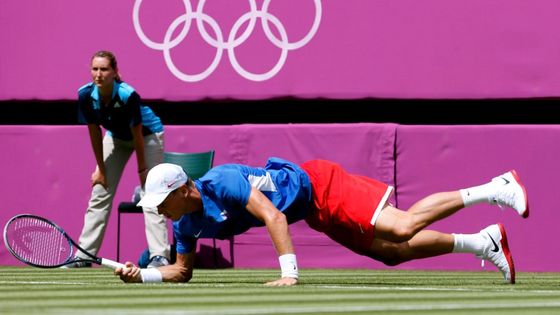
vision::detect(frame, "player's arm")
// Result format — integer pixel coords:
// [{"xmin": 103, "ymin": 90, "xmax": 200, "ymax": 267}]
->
[
  {"xmin": 116, "ymin": 251, "xmax": 195, "ymax": 283},
  {"xmin": 159, "ymin": 251, "xmax": 195, "ymax": 282},
  {"xmin": 245, "ymin": 187, "xmax": 299, "ymax": 286}
]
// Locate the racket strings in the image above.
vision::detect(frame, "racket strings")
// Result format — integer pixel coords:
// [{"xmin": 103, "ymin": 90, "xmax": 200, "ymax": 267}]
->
[{"xmin": 7, "ymin": 217, "xmax": 73, "ymax": 267}]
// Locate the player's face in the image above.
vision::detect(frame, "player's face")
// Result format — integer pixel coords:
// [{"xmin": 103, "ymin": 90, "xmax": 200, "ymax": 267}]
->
[
  {"xmin": 157, "ymin": 187, "xmax": 187, "ymax": 221},
  {"xmin": 91, "ymin": 57, "xmax": 117, "ymax": 90}
]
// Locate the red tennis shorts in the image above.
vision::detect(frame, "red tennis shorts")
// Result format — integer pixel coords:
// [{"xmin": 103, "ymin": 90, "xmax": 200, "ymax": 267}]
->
[{"xmin": 301, "ymin": 160, "xmax": 393, "ymax": 255}]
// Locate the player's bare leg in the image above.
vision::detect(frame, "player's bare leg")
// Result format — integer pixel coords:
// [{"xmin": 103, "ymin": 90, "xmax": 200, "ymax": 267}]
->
[
  {"xmin": 367, "ymin": 230, "xmax": 454, "ymax": 265},
  {"xmin": 371, "ymin": 185, "xmax": 519, "ymax": 283},
  {"xmin": 374, "ymin": 169, "xmax": 529, "ymax": 243},
  {"xmin": 368, "ymin": 223, "xmax": 515, "ymax": 283},
  {"xmin": 374, "ymin": 192, "xmax": 463, "ymax": 243}
]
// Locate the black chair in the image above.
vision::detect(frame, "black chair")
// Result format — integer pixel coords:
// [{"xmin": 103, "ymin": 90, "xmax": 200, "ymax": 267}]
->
[{"xmin": 116, "ymin": 150, "xmax": 215, "ymax": 262}]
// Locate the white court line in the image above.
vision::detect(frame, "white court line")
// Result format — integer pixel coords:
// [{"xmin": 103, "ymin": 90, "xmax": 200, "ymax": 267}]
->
[
  {"xmin": 312, "ymin": 284, "xmax": 560, "ymax": 294},
  {"xmin": 0, "ymin": 280, "xmax": 90, "ymax": 285},
  {"xmin": 54, "ymin": 301, "xmax": 560, "ymax": 315},
  {"xmin": 2, "ymin": 281, "xmax": 559, "ymax": 294},
  {"xmin": 316, "ymin": 285, "xmax": 475, "ymax": 291}
]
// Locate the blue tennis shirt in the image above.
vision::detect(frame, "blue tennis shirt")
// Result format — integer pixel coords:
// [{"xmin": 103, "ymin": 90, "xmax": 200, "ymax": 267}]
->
[
  {"xmin": 174, "ymin": 157, "xmax": 313, "ymax": 254},
  {"xmin": 77, "ymin": 81, "xmax": 163, "ymax": 141}
]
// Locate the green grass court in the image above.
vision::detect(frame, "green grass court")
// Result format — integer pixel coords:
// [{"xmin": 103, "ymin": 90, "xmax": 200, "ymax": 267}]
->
[{"xmin": 1, "ymin": 267, "xmax": 559, "ymax": 314}]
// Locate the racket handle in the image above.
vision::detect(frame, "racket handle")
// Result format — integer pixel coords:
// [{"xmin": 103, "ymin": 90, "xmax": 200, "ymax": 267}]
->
[{"xmin": 100, "ymin": 258, "xmax": 126, "ymax": 270}]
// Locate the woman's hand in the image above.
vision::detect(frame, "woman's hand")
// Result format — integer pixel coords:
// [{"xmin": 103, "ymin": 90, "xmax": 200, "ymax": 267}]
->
[{"xmin": 91, "ymin": 168, "xmax": 107, "ymax": 189}]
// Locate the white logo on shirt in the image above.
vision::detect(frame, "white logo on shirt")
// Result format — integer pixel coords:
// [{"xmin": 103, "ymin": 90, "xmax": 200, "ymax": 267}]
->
[
  {"xmin": 220, "ymin": 210, "xmax": 229, "ymax": 220},
  {"xmin": 194, "ymin": 227, "xmax": 204, "ymax": 238},
  {"xmin": 248, "ymin": 172, "xmax": 277, "ymax": 192}
]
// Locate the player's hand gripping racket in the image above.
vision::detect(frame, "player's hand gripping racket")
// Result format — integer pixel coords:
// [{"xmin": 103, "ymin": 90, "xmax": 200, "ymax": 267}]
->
[{"xmin": 3, "ymin": 214, "xmax": 125, "ymax": 270}]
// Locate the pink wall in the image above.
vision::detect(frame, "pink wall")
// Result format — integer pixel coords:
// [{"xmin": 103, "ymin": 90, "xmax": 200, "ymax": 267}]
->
[
  {"xmin": 1, "ymin": 124, "xmax": 558, "ymax": 273},
  {"xmin": 395, "ymin": 125, "xmax": 560, "ymax": 272},
  {"xmin": 0, "ymin": 124, "xmax": 396, "ymax": 267},
  {"xmin": 2, "ymin": 1, "xmax": 560, "ymax": 100}
]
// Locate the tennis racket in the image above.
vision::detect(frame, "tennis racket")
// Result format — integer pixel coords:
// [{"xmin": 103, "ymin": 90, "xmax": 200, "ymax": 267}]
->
[{"xmin": 3, "ymin": 214, "xmax": 125, "ymax": 270}]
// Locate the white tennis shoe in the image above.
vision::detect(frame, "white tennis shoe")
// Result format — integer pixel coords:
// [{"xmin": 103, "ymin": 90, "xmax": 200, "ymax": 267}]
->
[
  {"xmin": 147, "ymin": 255, "xmax": 170, "ymax": 268},
  {"xmin": 477, "ymin": 223, "xmax": 515, "ymax": 284},
  {"xmin": 491, "ymin": 170, "xmax": 529, "ymax": 218}
]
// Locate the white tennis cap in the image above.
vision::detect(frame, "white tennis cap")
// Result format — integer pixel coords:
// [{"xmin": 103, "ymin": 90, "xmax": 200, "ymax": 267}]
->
[{"xmin": 137, "ymin": 163, "xmax": 188, "ymax": 208}]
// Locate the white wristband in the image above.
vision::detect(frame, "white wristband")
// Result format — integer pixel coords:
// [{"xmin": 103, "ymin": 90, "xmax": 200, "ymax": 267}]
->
[
  {"xmin": 279, "ymin": 254, "xmax": 299, "ymax": 279},
  {"xmin": 140, "ymin": 268, "xmax": 163, "ymax": 283}
]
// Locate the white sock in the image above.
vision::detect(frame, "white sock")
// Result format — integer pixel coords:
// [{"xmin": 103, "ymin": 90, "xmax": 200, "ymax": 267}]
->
[
  {"xmin": 459, "ymin": 181, "xmax": 498, "ymax": 207},
  {"xmin": 452, "ymin": 233, "xmax": 485, "ymax": 254}
]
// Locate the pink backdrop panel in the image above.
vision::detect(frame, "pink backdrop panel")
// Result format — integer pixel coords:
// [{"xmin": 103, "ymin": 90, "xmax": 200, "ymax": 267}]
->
[
  {"xmin": 2, "ymin": 124, "xmax": 559, "ymax": 272},
  {"xmin": 2, "ymin": 1, "xmax": 560, "ymax": 100},
  {"xmin": 395, "ymin": 125, "xmax": 559, "ymax": 272},
  {"xmin": 0, "ymin": 124, "xmax": 397, "ymax": 269},
  {"xmin": 0, "ymin": 126, "xmax": 233, "ymax": 266},
  {"xmin": 0, "ymin": 127, "xmax": 98, "ymax": 264}
]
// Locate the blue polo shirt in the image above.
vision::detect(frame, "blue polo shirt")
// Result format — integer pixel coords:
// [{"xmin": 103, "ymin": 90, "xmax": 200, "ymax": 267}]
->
[
  {"xmin": 77, "ymin": 81, "xmax": 163, "ymax": 141},
  {"xmin": 173, "ymin": 157, "xmax": 313, "ymax": 254}
]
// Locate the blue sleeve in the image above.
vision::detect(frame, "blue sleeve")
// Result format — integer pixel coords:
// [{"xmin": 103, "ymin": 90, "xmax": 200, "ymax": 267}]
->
[
  {"xmin": 77, "ymin": 90, "xmax": 96, "ymax": 124},
  {"xmin": 175, "ymin": 231, "xmax": 198, "ymax": 254}
]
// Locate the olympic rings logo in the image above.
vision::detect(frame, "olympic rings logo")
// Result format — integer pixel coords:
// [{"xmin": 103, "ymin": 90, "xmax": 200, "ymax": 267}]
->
[{"xmin": 132, "ymin": 0, "xmax": 322, "ymax": 82}]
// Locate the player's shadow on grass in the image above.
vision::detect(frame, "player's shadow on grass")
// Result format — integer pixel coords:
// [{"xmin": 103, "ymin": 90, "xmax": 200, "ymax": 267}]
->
[
  {"xmin": 194, "ymin": 243, "xmax": 233, "ymax": 269},
  {"xmin": 138, "ymin": 243, "xmax": 233, "ymax": 269}
]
